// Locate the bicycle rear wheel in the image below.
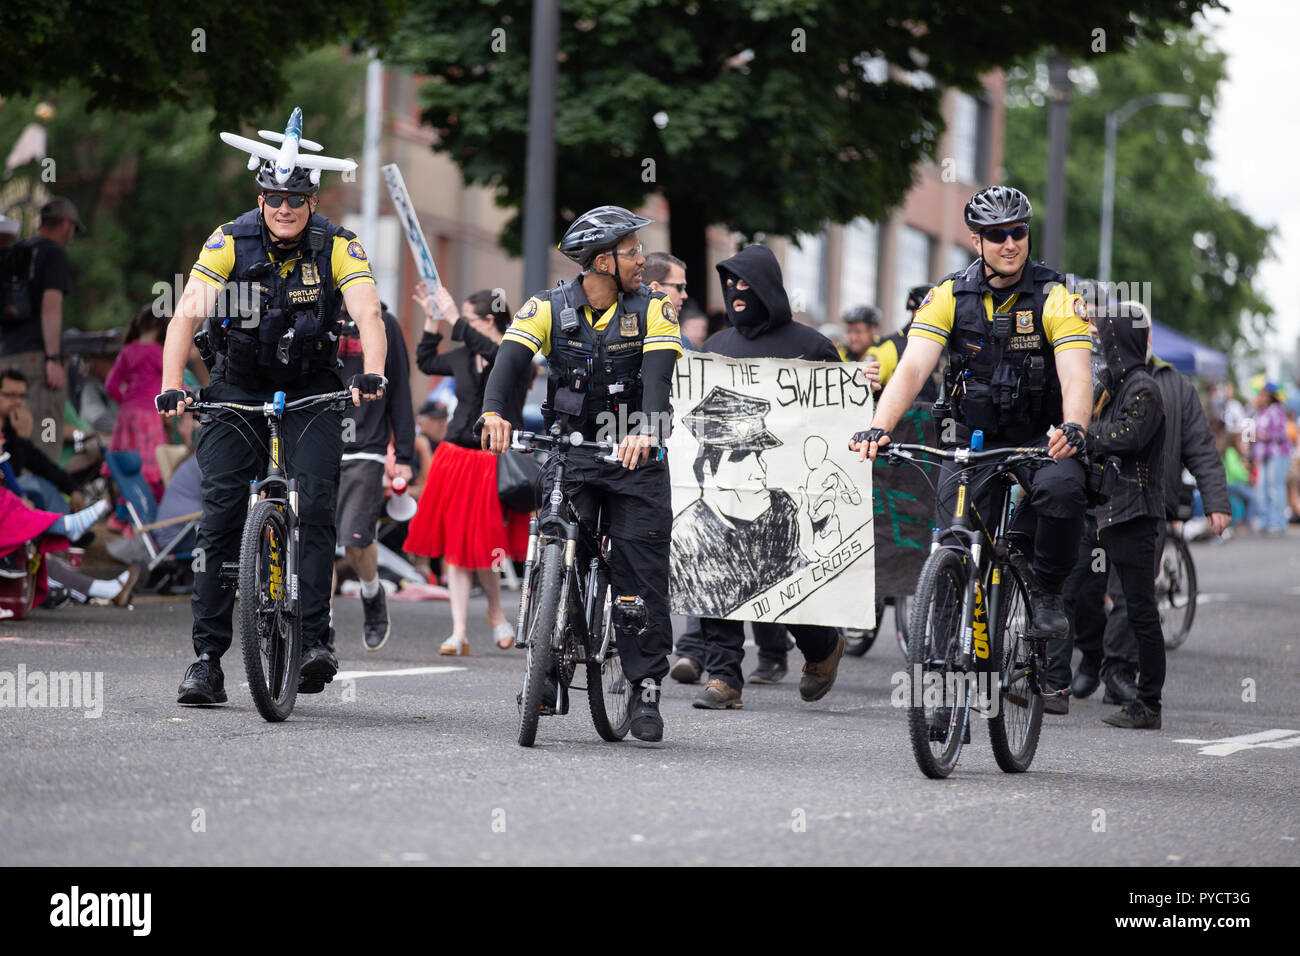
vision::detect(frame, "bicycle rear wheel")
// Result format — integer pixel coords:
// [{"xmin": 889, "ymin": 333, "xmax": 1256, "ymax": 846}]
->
[
  {"xmin": 1159, "ymin": 533, "xmax": 1198, "ymax": 649},
  {"xmin": 586, "ymin": 584, "xmax": 632, "ymax": 741},
  {"xmin": 518, "ymin": 540, "xmax": 563, "ymax": 747},
  {"xmin": 906, "ymin": 548, "xmax": 971, "ymax": 779},
  {"xmin": 894, "ymin": 595, "xmax": 911, "ymax": 658},
  {"xmin": 843, "ymin": 596, "xmax": 886, "ymax": 656},
  {"xmin": 988, "ymin": 562, "xmax": 1043, "ymax": 772},
  {"xmin": 238, "ymin": 500, "xmax": 300, "ymax": 722}
]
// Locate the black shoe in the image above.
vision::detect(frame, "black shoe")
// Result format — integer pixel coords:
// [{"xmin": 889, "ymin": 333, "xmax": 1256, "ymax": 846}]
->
[
  {"xmin": 1042, "ymin": 686, "xmax": 1070, "ymax": 715},
  {"xmin": 178, "ymin": 654, "xmax": 227, "ymax": 705},
  {"xmin": 0, "ymin": 553, "xmax": 25, "ymax": 579},
  {"xmin": 1102, "ymin": 669, "xmax": 1139, "ymax": 705},
  {"xmin": 930, "ymin": 706, "xmax": 971, "ymax": 743},
  {"xmin": 747, "ymin": 659, "xmax": 787, "ymax": 684},
  {"xmin": 629, "ymin": 680, "xmax": 664, "ymax": 742},
  {"xmin": 669, "ymin": 656, "xmax": 701, "ymax": 684},
  {"xmin": 1071, "ymin": 669, "xmax": 1100, "ymax": 700},
  {"xmin": 361, "ymin": 587, "xmax": 390, "ymax": 651},
  {"xmin": 1102, "ymin": 699, "xmax": 1162, "ymax": 729},
  {"xmin": 298, "ymin": 644, "xmax": 338, "ymax": 694},
  {"xmin": 43, "ymin": 581, "xmax": 71, "ymax": 609},
  {"xmin": 1028, "ymin": 591, "xmax": 1068, "ymax": 640}
]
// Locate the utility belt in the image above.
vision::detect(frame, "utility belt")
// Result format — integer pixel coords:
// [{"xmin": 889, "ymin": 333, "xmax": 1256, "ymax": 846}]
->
[
  {"xmin": 195, "ymin": 309, "xmax": 341, "ymax": 388},
  {"xmin": 947, "ymin": 311, "xmax": 1051, "ymax": 438},
  {"xmin": 544, "ymin": 362, "xmax": 644, "ymax": 439}
]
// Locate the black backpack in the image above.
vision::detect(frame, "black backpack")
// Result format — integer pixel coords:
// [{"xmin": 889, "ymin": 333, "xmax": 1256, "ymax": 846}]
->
[{"xmin": 0, "ymin": 238, "xmax": 38, "ymax": 328}]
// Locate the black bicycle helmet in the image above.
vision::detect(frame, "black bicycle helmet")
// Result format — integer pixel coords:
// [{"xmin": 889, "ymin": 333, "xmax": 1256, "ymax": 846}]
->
[
  {"xmin": 255, "ymin": 160, "xmax": 319, "ymax": 195},
  {"xmin": 558, "ymin": 205, "xmax": 653, "ymax": 268},
  {"xmin": 842, "ymin": 305, "xmax": 881, "ymax": 327},
  {"xmin": 905, "ymin": 285, "xmax": 932, "ymax": 312},
  {"xmin": 963, "ymin": 185, "xmax": 1032, "ymax": 231}
]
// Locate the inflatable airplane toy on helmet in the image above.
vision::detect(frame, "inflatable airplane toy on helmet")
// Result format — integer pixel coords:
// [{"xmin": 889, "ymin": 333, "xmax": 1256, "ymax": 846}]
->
[{"xmin": 219, "ymin": 107, "xmax": 357, "ymax": 187}]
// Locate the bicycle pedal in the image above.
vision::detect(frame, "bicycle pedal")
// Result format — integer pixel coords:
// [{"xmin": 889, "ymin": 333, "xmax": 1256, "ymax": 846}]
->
[{"xmin": 218, "ymin": 562, "xmax": 240, "ymax": 588}]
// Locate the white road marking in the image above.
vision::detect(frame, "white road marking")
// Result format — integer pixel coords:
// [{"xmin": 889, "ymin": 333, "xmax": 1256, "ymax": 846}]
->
[
  {"xmin": 334, "ymin": 666, "xmax": 466, "ymax": 681},
  {"xmin": 1174, "ymin": 728, "xmax": 1300, "ymax": 756}
]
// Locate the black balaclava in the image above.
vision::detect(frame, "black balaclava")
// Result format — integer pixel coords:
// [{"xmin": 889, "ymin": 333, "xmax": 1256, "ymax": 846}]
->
[
  {"xmin": 721, "ymin": 270, "xmax": 769, "ymax": 329},
  {"xmin": 715, "ymin": 244, "xmax": 791, "ymax": 340}
]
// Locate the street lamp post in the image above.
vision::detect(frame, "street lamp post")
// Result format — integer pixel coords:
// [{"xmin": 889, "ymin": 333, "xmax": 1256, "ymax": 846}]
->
[{"xmin": 1098, "ymin": 92, "xmax": 1192, "ymax": 285}]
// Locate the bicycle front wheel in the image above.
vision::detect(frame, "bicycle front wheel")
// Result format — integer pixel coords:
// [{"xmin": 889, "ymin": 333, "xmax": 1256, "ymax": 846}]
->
[
  {"xmin": 906, "ymin": 548, "xmax": 971, "ymax": 779},
  {"xmin": 518, "ymin": 540, "xmax": 563, "ymax": 747},
  {"xmin": 238, "ymin": 500, "xmax": 300, "ymax": 722},
  {"xmin": 988, "ymin": 562, "xmax": 1043, "ymax": 772},
  {"xmin": 1160, "ymin": 533, "xmax": 1198, "ymax": 649},
  {"xmin": 586, "ymin": 586, "xmax": 632, "ymax": 741}
]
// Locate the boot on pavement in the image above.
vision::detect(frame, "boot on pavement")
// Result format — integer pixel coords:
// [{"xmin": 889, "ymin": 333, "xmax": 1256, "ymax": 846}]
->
[
  {"xmin": 799, "ymin": 632, "xmax": 846, "ymax": 701},
  {"xmin": 693, "ymin": 678, "xmax": 743, "ymax": 710},
  {"xmin": 178, "ymin": 653, "xmax": 227, "ymax": 705},
  {"xmin": 629, "ymin": 679, "xmax": 664, "ymax": 742},
  {"xmin": 298, "ymin": 644, "xmax": 339, "ymax": 694}
]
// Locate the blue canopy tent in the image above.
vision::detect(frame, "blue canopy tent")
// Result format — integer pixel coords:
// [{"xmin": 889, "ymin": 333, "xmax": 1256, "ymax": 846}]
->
[{"xmin": 1150, "ymin": 319, "xmax": 1228, "ymax": 382}]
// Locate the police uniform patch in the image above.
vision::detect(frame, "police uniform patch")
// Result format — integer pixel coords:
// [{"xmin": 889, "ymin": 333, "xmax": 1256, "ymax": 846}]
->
[
  {"xmin": 204, "ymin": 230, "xmax": 226, "ymax": 250},
  {"xmin": 1016, "ymin": 310, "xmax": 1034, "ymax": 333},
  {"xmin": 662, "ymin": 300, "xmax": 678, "ymax": 325},
  {"xmin": 1072, "ymin": 296, "xmax": 1088, "ymax": 320},
  {"xmin": 514, "ymin": 299, "xmax": 538, "ymax": 320},
  {"xmin": 919, "ymin": 288, "xmax": 936, "ymax": 310},
  {"xmin": 346, "ymin": 240, "xmax": 367, "ymax": 261},
  {"xmin": 620, "ymin": 312, "xmax": 639, "ymax": 337}
]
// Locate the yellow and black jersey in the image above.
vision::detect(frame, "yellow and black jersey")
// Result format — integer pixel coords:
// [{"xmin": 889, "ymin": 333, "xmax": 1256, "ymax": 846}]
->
[
  {"xmin": 908, "ymin": 279, "xmax": 1092, "ymax": 356},
  {"xmin": 190, "ymin": 223, "xmax": 374, "ymax": 293},
  {"xmin": 503, "ymin": 290, "xmax": 683, "ymax": 359}
]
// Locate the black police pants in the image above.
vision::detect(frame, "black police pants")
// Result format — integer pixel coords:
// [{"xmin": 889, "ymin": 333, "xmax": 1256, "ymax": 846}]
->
[
  {"xmin": 1097, "ymin": 517, "xmax": 1165, "ymax": 707},
  {"xmin": 934, "ymin": 444, "xmax": 1087, "ymax": 592},
  {"xmin": 1098, "ymin": 520, "xmax": 1167, "ymax": 683},
  {"xmin": 701, "ymin": 618, "xmax": 836, "ymax": 691},
  {"xmin": 564, "ymin": 454, "xmax": 673, "ymax": 685},
  {"xmin": 1049, "ymin": 516, "xmax": 1108, "ymax": 689},
  {"xmin": 191, "ymin": 371, "xmax": 343, "ymax": 660}
]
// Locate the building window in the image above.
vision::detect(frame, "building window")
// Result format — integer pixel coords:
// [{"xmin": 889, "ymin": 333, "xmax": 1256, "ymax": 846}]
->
[
  {"xmin": 895, "ymin": 226, "xmax": 933, "ymax": 314},
  {"xmin": 785, "ymin": 230, "xmax": 827, "ymax": 323},
  {"xmin": 952, "ymin": 91, "xmax": 990, "ymax": 184},
  {"xmin": 839, "ymin": 218, "xmax": 878, "ymax": 316}
]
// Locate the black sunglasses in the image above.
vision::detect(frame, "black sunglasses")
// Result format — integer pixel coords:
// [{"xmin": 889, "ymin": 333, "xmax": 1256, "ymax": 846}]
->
[
  {"xmin": 981, "ymin": 225, "xmax": 1029, "ymax": 243},
  {"xmin": 262, "ymin": 193, "xmax": 311, "ymax": 209},
  {"xmin": 660, "ymin": 282, "xmax": 687, "ymax": 294}
]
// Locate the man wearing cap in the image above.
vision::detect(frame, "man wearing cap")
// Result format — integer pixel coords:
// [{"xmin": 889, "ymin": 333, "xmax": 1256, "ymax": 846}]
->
[
  {"xmin": 156, "ymin": 128, "xmax": 387, "ymax": 707},
  {"xmin": 684, "ymin": 243, "xmax": 850, "ymax": 710},
  {"xmin": 0, "ymin": 197, "xmax": 84, "ymax": 463}
]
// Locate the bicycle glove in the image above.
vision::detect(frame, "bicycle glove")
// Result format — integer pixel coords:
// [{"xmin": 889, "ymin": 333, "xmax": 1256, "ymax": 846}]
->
[
  {"xmin": 850, "ymin": 427, "xmax": 891, "ymax": 449},
  {"xmin": 155, "ymin": 389, "xmax": 191, "ymax": 414},
  {"xmin": 348, "ymin": 373, "xmax": 388, "ymax": 395},
  {"xmin": 1058, "ymin": 422, "xmax": 1086, "ymax": 450}
]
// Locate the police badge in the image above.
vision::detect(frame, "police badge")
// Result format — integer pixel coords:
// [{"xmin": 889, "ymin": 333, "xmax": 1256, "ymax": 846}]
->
[
  {"xmin": 1015, "ymin": 310, "xmax": 1034, "ymax": 333},
  {"xmin": 620, "ymin": 312, "xmax": 639, "ymax": 337},
  {"xmin": 301, "ymin": 261, "xmax": 319, "ymax": 285}
]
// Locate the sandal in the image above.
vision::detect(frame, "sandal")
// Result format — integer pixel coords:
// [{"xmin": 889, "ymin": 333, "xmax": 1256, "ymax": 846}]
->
[
  {"xmin": 492, "ymin": 621, "xmax": 516, "ymax": 650},
  {"xmin": 439, "ymin": 635, "xmax": 469, "ymax": 656}
]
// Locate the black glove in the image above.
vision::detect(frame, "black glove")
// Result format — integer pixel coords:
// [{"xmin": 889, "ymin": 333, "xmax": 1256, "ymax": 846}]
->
[
  {"xmin": 1058, "ymin": 422, "xmax": 1086, "ymax": 450},
  {"xmin": 850, "ymin": 427, "xmax": 891, "ymax": 449},
  {"xmin": 155, "ymin": 389, "xmax": 191, "ymax": 414},
  {"xmin": 348, "ymin": 373, "xmax": 388, "ymax": 397}
]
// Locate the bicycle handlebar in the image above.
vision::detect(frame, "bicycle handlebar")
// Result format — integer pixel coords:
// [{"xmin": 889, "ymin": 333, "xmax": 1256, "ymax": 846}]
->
[
  {"xmin": 511, "ymin": 429, "xmax": 621, "ymax": 460},
  {"xmin": 880, "ymin": 442, "xmax": 1056, "ymax": 466},
  {"xmin": 187, "ymin": 388, "xmax": 352, "ymax": 416}
]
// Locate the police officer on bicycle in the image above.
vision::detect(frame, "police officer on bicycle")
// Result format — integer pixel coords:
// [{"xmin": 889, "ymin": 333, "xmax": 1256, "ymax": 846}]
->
[
  {"xmin": 851, "ymin": 187, "xmax": 1094, "ymax": 695},
  {"xmin": 478, "ymin": 205, "xmax": 682, "ymax": 742},
  {"xmin": 158, "ymin": 136, "xmax": 388, "ymax": 706}
]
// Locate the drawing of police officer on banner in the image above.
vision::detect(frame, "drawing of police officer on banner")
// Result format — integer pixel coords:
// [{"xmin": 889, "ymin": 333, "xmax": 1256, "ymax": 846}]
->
[{"xmin": 668, "ymin": 353, "xmax": 877, "ymax": 628}]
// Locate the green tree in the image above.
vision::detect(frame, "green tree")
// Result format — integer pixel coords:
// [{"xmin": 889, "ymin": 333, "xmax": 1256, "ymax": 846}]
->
[
  {"xmin": 1003, "ymin": 25, "xmax": 1273, "ymax": 353},
  {"xmin": 0, "ymin": 48, "xmax": 366, "ymax": 330},
  {"xmin": 385, "ymin": 0, "xmax": 1216, "ymax": 289},
  {"xmin": 1, "ymin": 2, "xmax": 404, "ymax": 124}
]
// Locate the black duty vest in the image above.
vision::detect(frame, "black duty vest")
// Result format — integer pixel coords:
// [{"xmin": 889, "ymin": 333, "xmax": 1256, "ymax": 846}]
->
[
  {"xmin": 211, "ymin": 209, "xmax": 352, "ymax": 388},
  {"xmin": 944, "ymin": 259, "xmax": 1065, "ymax": 442},
  {"xmin": 540, "ymin": 277, "xmax": 661, "ymax": 437}
]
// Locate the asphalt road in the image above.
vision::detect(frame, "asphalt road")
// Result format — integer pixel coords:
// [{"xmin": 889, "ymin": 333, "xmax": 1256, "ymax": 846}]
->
[{"xmin": 2, "ymin": 530, "xmax": 1297, "ymax": 866}]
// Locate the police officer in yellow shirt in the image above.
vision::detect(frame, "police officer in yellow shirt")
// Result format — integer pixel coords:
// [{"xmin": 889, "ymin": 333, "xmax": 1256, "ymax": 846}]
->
[
  {"xmin": 852, "ymin": 187, "xmax": 1094, "ymax": 703},
  {"xmin": 478, "ymin": 205, "xmax": 682, "ymax": 742},
  {"xmin": 157, "ymin": 152, "xmax": 388, "ymax": 706}
]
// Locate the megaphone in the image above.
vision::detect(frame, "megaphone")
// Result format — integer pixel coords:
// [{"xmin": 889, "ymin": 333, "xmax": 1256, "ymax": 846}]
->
[{"xmin": 386, "ymin": 476, "xmax": 418, "ymax": 522}]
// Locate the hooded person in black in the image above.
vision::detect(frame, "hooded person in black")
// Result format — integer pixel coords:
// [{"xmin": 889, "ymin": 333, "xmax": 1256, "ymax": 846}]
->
[
  {"xmin": 684, "ymin": 244, "xmax": 847, "ymax": 710},
  {"xmin": 1084, "ymin": 303, "xmax": 1166, "ymax": 729}
]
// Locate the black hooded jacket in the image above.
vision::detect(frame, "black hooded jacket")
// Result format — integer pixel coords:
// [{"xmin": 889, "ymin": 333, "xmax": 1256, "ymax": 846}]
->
[
  {"xmin": 1087, "ymin": 313, "xmax": 1165, "ymax": 527},
  {"xmin": 705, "ymin": 245, "xmax": 841, "ymax": 361}
]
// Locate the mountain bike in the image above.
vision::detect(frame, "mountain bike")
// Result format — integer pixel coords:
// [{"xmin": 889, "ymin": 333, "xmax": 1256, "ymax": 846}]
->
[
  {"xmin": 508, "ymin": 426, "xmax": 640, "ymax": 748},
  {"xmin": 1158, "ymin": 524, "xmax": 1197, "ymax": 649},
  {"xmin": 875, "ymin": 437, "xmax": 1057, "ymax": 778},
  {"xmin": 189, "ymin": 387, "xmax": 351, "ymax": 722}
]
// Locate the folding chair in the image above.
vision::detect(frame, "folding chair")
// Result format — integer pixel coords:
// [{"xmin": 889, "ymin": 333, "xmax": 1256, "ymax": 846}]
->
[{"xmin": 103, "ymin": 451, "xmax": 201, "ymax": 574}]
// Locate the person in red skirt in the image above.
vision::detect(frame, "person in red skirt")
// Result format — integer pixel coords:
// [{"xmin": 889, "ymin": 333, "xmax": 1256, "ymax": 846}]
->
[
  {"xmin": 405, "ymin": 282, "xmax": 532, "ymax": 654},
  {"xmin": 105, "ymin": 305, "xmax": 172, "ymax": 501}
]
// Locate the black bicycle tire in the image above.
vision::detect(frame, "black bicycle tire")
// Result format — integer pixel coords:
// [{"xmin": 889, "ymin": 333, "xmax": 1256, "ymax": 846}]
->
[
  {"xmin": 238, "ymin": 500, "xmax": 300, "ymax": 722},
  {"xmin": 907, "ymin": 548, "xmax": 971, "ymax": 779},
  {"xmin": 987, "ymin": 562, "xmax": 1043, "ymax": 772},
  {"xmin": 895, "ymin": 595, "xmax": 911, "ymax": 658},
  {"xmin": 518, "ymin": 541, "xmax": 563, "ymax": 747},
  {"xmin": 1163, "ymin": 533, "xmax": 1198, "ymax": 649},
  {"xmin": 843, "ymin": 596, "xmax": 885, "ymax": 656},
  {"xmin": 586, "ymin": 585, "xmax": 632, "ymax": 741}
]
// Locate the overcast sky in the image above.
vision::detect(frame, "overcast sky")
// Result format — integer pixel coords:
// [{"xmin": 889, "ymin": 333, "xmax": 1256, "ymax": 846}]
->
[{"xmin": 1202, "ymin": 0, "xmax": 1298, "ymax": 371}]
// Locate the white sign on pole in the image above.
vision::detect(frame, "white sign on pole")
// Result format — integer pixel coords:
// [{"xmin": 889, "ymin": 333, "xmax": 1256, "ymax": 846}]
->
[{"xmin": 381, "ymin": 163, "xmax": 441, "ymax": 292}]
